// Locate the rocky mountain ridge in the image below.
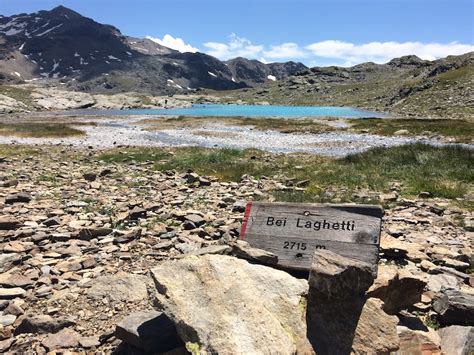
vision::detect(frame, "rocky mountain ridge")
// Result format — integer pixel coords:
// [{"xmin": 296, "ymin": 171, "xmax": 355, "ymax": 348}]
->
[
  {"xmin": 226, "ymin": 52, "xmax": 474, "ymax": 119},
  {"xmin": 0, "ymin": 6, "xmax": 307, "ymax": 94}
]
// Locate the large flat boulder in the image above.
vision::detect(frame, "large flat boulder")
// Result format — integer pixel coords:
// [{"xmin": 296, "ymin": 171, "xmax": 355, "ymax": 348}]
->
[
  {"xmin": 395, "ymin": 326, "xmax": 441, "ymax": 354},
  {"xmin": 307, "ymin": 249, "xmax": 376, "ymax": 299},
  {"xmin": 438, "ymin": 326, "xmax": 473, "ymax": 355},
  {"xmin": 352, "ymin": 298, "xmax": 401, "ymax": 354},
  {"xmin": 150, "ymin": 254, "xmax": 311, "ymax": 354},
  {"xmin": 86, "ymin": 272, "xmax": 149, "ymax": 303},
  {"xmin": 14, "ymin": 315, "xmax": 75, "ymax": 335}
]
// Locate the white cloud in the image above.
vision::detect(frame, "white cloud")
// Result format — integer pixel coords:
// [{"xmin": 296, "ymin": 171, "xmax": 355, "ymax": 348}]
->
[
  {"xmin": 147, "ymin": 33, "xmax": 474, "ymax": 66},
  {"xmin": 306, "ymin": 40, "xmax": 474, "ymax": 65},
  {"xmin": 146, "ymin": 34, "xmax": 198, "ymax": 53},
  {"xmin": 204, "ymin": 33, "xmax": 263, "ymax": 60},
  {"xmin": 263, "ymin": 43, "xmax": 305, "ymax": 59}
]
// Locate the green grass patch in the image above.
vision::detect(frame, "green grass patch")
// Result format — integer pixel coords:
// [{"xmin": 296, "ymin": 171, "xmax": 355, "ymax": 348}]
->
[
  {"xmin": 37, "ymin": 174, "xmax": 58, "ymax": 183},
  {"xmin": 313, "ymin": 143, "xmax": 473, "ymax": 199},
  {"xmin": 157, "ymin": 148, "xmax": 262, "ymax": 181},
  {"xmin": 349, "ymin": 118, "xmax": 474, "ymax": 143},
  {"xmin": 0, "ymin": 144, "xmax": 43, "ymax": 157},
  {"xmin": 98, "ymin": 148, "xmax": 170, "ymax": 163},
  {"xmin": 97, "ymin": 143, "xmax": 472, "ymax": 204},
  {"xmin": 436, "ymin": 64, "xmax": 474, "ymax": 82},
  {"xmin": 0, "ymin": 122, "xmax": 87, "ymax": 138},
  {"xmin": 0, "ymin": 85, "xmax": 35, "ymax": 107}
]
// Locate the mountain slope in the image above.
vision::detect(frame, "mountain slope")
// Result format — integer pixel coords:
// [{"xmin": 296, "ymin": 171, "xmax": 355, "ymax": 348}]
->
[
  {"xmin": 224, "ymin": 57, "xmax": 307, "ymax": 86},
  {"xmin": 221, "ymin": 53, "xmax": 474, "ymax": 119},
  {"xmin": 0, "ymin": 6, "xmax": 307, "ymax": 94}
]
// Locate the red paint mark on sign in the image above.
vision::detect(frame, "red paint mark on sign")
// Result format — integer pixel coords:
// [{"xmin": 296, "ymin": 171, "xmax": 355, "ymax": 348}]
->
[{"xmin": 240, "ymin": 202, "xmax": 253, "ymax": 240}]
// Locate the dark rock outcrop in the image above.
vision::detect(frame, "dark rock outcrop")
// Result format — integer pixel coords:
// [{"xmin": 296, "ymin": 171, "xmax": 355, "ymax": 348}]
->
[{"xmin": 0, "ymin": 6, "xmax": 306, "ymax": 92}]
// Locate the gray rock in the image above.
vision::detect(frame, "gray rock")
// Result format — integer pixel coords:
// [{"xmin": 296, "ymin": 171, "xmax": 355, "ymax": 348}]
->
[
  {"xmin": 183, "ymin": 172, "xmax": 199, "ymax": 184},
  {"xmin": 82, "ymin": 172, "xmax": 97, "ymax": 181},
  {"xmin": 0, "ymin": 274, "xmax": 34, "ymax": 288},
  {"xmin": 0, "ymin": 254, "xmax": 21, "ymax": 273},
  {"xmin": 306, "ymin": 249, "xmax": 399, "ymax": 354},
  {"xmin": 367, "ymin": 266, "xmax": 427, "ymax": 314},
  {"xmin": 0, "ymin": 179, "xmax": 18, "ymax": 188},
  {"xmin": 352, "ymin": 298, "xmax": 400, "ymax": 354},
  {"xmin": 0, "ymin": 287, "xmax": 26, "ymax": 299},
  {"xmin": 427, "ymin": 273, "xmax": 461, "ymax": 293},
  {"xmin": 180, "ymin": 245, "xmax": 232, "ymax": 257},
  {"xmin": 99, "ymin": 168, "xmax": 113, "ymax": 177},
  {"xmin": 86, "ymin": 272, "xmax": 149, "ymax": 302},
  {"xmin": 184, "ymin": 214, "xmax": 205, "ymax": 227},
  {"xmin": 128, "ymin": 207, "xmax": 147, "ymax": 220},
  {"xmin": 231, "ymin": 240, "xmax": 278, "ymax": 265},
  {"xmin": 0, "ymin": 314, "xmax": 16, "ymax": 326},
  {"xmin": 439, "ymin": 326, "xmax": 473, "ymax": 355},
  {"xmin": 5, "ymin": 192, "xmax": 32, "ymax": 204},
  {"xmin": 396, "ymin": 326, "xmax": 441, "ymax": 354},
  {"xmin": 78, "ymin": 227, "xmax": 113, "ymax": 240},
  {"xmin": 115, "ymin": 310, "xmax": 183, "ymax": 352},
  {"xmin": 42, "ymin": 217, "xmax": 61, "ymax": 227},
  {"xmin": 160, "ymin": 230, "xmax": 177, "ymax": 239},
  {"xmin": 79, "ymin": 336, "xmax": 101, "ymax": 348},
  {"xmin": 431, "ymin": 266, "xmax": 470, "ymax": 281},
  {"xmin": 42, "ymin": 328, "xmax": 81, "ymax": 350},
  {"xmin": 182, "ymin": 221, "xmax": 196, "ymax": 230},
  {"xmin": 308, "ymin": 249, "xmax": 375, "ymax": 298},
  {"xmin": 232, "ymin": 201, "xmax": 247, "ymax": 213},
  {"xmin": 379, "ymin": 192, "xmax": 398, "ymax": 202},
  {"xmin": 394, "ymin": 129, "xmax": 410, "ymax": 135},
  {"xmin": 4, "ymin": 301, "xmax": 24, "ymax": 316},
  {"xmin": 198, "ymin": 177, "xmax": 211, "ymax": 186},
  {"xmin": 151, "ymin": 254, "xmax": 311, "ymax": 354},
  {"xmin": 114, "ymin": 228, "xmax": 141, "ymax": 244},
  {"xmin": 175, "ymin": 243, "xmax": 196, "ymax": 254},
  {"xmin": 154, "ymin": 240, "xmax": 173, "ymax": 249},
  {"xmin": 14, "ymin": 315, "xmax": 76, "ymax": 335},
  {"xmin": 418, "ymin": 191, "xmax": 433, "ymax": 198},
  {"xmin": 0, "ymin": 217, "xmax": 19, "ymax": 230},
  {"xmin": 433, "ymin": 289, "xmax": 474, "ymax": 326},
  {"xmin": 0, "ymin": 338, "xmax": 14, "ymax": 352}
]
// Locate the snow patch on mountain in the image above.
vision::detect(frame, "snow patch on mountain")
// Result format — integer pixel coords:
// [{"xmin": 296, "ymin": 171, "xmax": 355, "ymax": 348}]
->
[{"xmin": 35, "ymin": 23, "xmax": 63, "ymax": 37}]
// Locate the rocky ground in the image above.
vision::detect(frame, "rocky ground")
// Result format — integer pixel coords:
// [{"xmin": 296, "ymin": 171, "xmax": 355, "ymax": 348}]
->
[
  {"xmin": 0, "ymin": 85, "xmax": 222, "ymax": 113},
  {"xmin": 0, "ymin": 146, "xmax": 473, "ymax": 353},
  {"xmin": 2, "ymin": 113, "xmax": 470, "ymax": 157}
]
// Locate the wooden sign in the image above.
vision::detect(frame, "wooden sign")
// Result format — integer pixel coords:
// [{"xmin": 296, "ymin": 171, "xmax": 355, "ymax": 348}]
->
[{"xmin": 240, "ymin": 202, "xmax": 383, "ymax": 270}]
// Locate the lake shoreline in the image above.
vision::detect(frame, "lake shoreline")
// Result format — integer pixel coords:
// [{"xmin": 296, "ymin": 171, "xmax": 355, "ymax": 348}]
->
[{"xmin": 63, "ymin": 104, "xmax": 386, "ymax": 119}]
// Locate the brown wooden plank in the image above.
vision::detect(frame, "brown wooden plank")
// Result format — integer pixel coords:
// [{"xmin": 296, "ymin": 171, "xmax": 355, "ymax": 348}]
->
[
  {"xmin": 247, "ymin": 235, "xmax": 379, "ymax": 270},
  {"xmin": 241, "ymin": 202, "xmax": 383, "ymax": 270}
]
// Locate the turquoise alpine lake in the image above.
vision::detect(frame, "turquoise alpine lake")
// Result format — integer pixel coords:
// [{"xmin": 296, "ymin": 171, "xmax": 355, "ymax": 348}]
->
[{"xmin": 74, "ymin": 104, "xmax": 384, "ymax": 118}]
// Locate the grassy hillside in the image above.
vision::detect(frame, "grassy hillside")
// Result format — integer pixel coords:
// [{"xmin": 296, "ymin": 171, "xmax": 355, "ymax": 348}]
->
[{"xmin": 213, "ymin": 53, "xmax": 474, "ymax": 120}]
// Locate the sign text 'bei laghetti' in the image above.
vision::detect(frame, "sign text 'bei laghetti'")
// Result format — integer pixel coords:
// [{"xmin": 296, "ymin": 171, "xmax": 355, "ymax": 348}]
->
[{"xmin": 240, "ymin": 202, "xmax": 383, "ymax": 270}]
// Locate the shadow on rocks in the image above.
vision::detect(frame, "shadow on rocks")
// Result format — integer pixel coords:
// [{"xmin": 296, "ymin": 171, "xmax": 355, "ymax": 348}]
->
[{"xmin": 305, "ymin": 249, "xmax": 376, "ymax": 355}]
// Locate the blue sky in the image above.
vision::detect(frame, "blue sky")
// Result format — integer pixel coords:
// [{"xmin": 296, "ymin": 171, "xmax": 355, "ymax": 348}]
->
[{"xmin": 1, "ymin": 0, "xmax": 473, "ymax": 66}]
